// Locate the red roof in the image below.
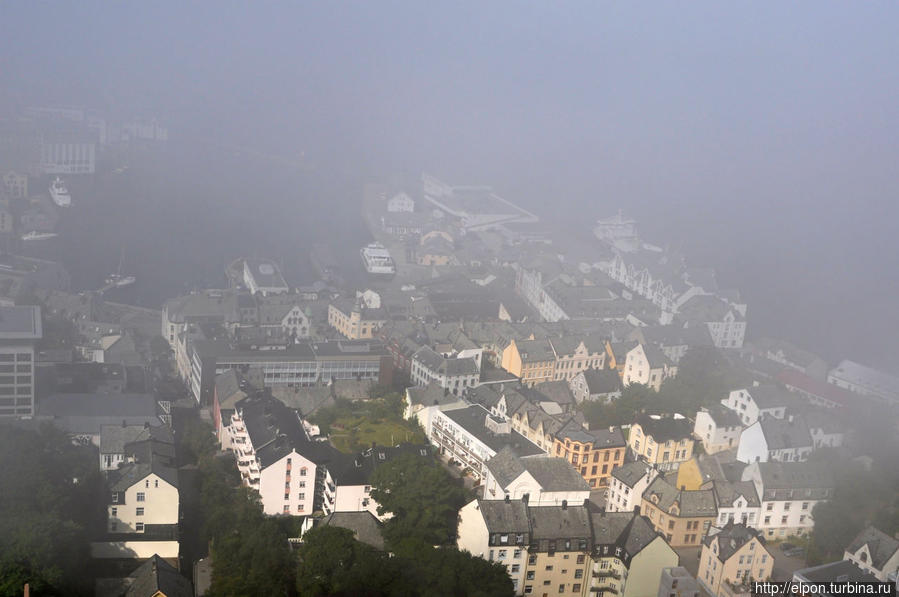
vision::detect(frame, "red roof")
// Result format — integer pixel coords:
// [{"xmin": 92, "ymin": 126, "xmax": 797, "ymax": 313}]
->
[{"xmin": 776, "ymin": 369, "xmax": 855, "ymax": 408}]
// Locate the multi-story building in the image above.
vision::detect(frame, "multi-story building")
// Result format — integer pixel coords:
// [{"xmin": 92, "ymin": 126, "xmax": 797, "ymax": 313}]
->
[
  {"xmin": 721, "ymin": 385, "xmax": 793, "ymax": 427},
  {"xmin": 107, "ymin": 438, "xmax": 179, "ymax": 534},
  {"xmin": 741, "ymin": 461, "xmax": 832, "ymax": 539},
  {"xmin": 0, "ymin": 305, "xmax": 42, "ymax": 417},
  {"xmin": 711, "ymin": 480, "xmax": 761, "ymax": 530},
  {"xmin": 551, "ymin": 335, "xmax": 607, "ymax": 382},
  {"xmin": 386, "ymin": 191, "xmax": 415, "ymax": 212},
  {"xmin": 328, "ymin": 299, "xmax": 387, "ymax": 340},
  {"xmin": 410, "ymin": 346, "xmax": 480, "ymax": 395},
  {"xmin": 224, "ymin": 394, "xmax": 320, "ymax": 516},
  {"xmin": 607, "ymin": 462, "xmax": 657, "ymax": 513},
  {"xmin": 622, "ymin": 343, "xmax": 677, "ymax": 391},
  {"xmin": 640, "ymin": 476, "xmax": 717, "ymax": 547},
  {"xmin": 842, "ymin": 526, "xmax": 899, "ymax": 582},
  {"xmin": 698, "ymin": 523, "xmax": 774, "ymax": 596},
  {"xmin": 570, "ymin": 368, "xmax": 622, "ymax": 403},
  {"xmin": 99, "ymin": 423, "xmax": 174, "ymax": 472},
  {"xmin": 424, "ymin": 404, "xmax": 543, "ymax": 482},
  {"xmin": 694, "ymin": 406, "xmax": 743, "ymax": 454},
  {"xmin": 502, "ymin": 338, "xmax": 558, "ymax": 386},
  {"xmin": 2, "ymin": 170, "xmax": 28, "ymax": 198},
  {"xmin": 628, "ymin": 415, "xmax": 695, "ymax": 472},
  {"xmin": 677, "ymin": 295, "xmax": 747, "ymax": 349},
  {"xmin": 827, "ymin": 359, "xmax": 899, "ymax": 406},
  {"xmin": 242, "ymin": 259, "xmax": 289, "ymax": 296},
  {"xmin": 458, "ymin": 500, "xmax": 680, "ymax": 597},
  {"xmin": 185, "ymin": 338, "xmax": 389, "ymax": 404},
  {"xmin": 39, "ymin": 126, "xmax": 97, "ymax": 174},
  {"xmin": 736, "ymin": 414, "xmax": 813, "ymax": 464},
  {"xmin": 482, "ymin": 447, "xmax": 591, "ymax": 506},
  {"xmin": 552, "ymin": 426, "xmax": 627, "ymax": 489}
]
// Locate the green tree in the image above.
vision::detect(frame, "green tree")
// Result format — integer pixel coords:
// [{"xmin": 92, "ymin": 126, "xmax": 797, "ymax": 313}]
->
[{"xmin": 369, "ymin": 454, "xmax": 468, "ymax": 553}]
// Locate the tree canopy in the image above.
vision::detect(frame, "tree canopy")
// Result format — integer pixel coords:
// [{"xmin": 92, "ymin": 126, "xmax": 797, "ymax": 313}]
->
[{"xmin": 369, "ymin": 453, "xmax": 469, "ymax": 553}]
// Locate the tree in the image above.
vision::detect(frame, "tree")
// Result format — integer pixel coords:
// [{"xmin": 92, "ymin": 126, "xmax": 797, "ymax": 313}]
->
[
  {"xmin": 369, "ymin": 454, "xmax": 468, "ymax": 553},
  {"xmin": 410, "ymin": 547, "xmax": 515, "ymax": 597}
]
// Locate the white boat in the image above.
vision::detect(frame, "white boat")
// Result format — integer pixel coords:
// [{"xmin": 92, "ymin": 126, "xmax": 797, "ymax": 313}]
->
[
  {"xmin": 360, "ymin": 242, "xmax": 396, "ymax": 276},
  {"xmin": 49, "ymin": 177, "xmax": 71, "ymax": 207},
  {"xmin": 105, "ymin": 274, "xmax": 136, "ymax": 288},
  {"xmin": 21, "ymin": 231, "xmax": 58, "ymax": 241},
  {"xmin": 105, "ymin": 248, "xmax": 136, "ymax": 288}
]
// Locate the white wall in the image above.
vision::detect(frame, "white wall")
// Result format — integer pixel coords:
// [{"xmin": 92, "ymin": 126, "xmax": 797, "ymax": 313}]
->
[
  {"xmin": 110, "ymin": 473, "xmax": 178, "ymax": 533},
  {"xmin": 258, "ymin": 451, "xmax": 315, "ymax": 516}
]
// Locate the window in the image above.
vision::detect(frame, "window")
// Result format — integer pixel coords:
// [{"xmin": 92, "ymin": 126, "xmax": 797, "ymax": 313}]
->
[
  {"xmin": 766, "ymin": 503, "xmax": 774, "ymax": 511},
  {"xmin": 781, "ymin": 516, "xmax": 788, "ymax": 524},
  {"xmin": 801, "ymin": 502, "xmax": 809, "ymax": 510},
  {"xmin": 511, "ymin": 564, "xmax": 520, "ymax": 573},
  {"xmin": 527, "ymin": 571, "xmax": 535, "ymax": 580},
  {"xmin": 574, "ymin": 569, "xmax": 583, "ymax": 579},
  {"xmin": 300, "ymin": 467, "xmax": 307, "ymax": 476},
  {"xmin": 136, "ymin": 492, "xmax": 145, "ymax": 502},
  {"xmin": 573, "ymin": 584, "xmax": 581, "ymax": 593},
  {"xmin": 298, "ymin": 493, "xmax": 305, "ymax": 500},
  {"xmin": 111, "ymin": 507, "xmax": 117, "ymax": 516},
  {"xmin": 283, "ymin": 505, "xmax": 290, "ymax": 513},
  {"xmin": 576, "ymin": 554, "xmax": 584, "ymax": 564},
  {"xmin": 299, "ymin": 481, "xmax": 306, "ymax": 488},
  {"xmin": 668, "ymin": 520, "xmax": 675, "ymax": 530},
  {"xmin": 284, "ymin": 493, "xmax": 290, "ymax": 500},
  {"xmin": 784, "ymin": 502, "xmax": 791, "ymax": 511},
  {"xmin": 545, "ymin": 565, "xmax": 553, "ymax": 571},
  {"xmin": 112, "ymin": 493, "xmax": 119, "ymax": 503},
  {"xmin": 154, "ymin": 479, "xmax": 158, "ymax": 488},
  {"xmin": 136, "ymin": 507, "xmax": 144, "ymax": 516},
  {"xmin": 524, "ymin": 586, "xmax": 533, "ymax": 595},
  {"xmin": 145, "ymin": 480, "xmax": 150, "ymax": 488},
  {"xmin": 136, "ymin": 522, "xmax": 144, "ymax": 531},
  {"xmin": 514, "ymin": 550, "xmax": 522, "ymax": 559},
  {"xmin": 559, "ymin": 584, "xmax": 565, "ymax": 593}
]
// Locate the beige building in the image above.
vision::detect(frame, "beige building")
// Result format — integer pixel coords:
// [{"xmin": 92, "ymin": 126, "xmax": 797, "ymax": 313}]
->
[
  {"xmin": 107, "ymin": 441, "xmax": 179, "ymax": 534},
  {"xmin": 628, "ymin": 415, "xmax": 695, "ymax": 472},
  {"xmin": 640, "ymin": 476, "xmax": 717, "ymax": 548},
  {"xmin": 622, "ymin": 343, "xmax": 677, "ymax": 391},
  {"xmin": 698, "ymin": 523, "xmax": 774, "ymax": 596},
  {"xmin": 328, "ymin": 299, "xmax": 387, "ymax": 340},
  {"xmin": 457, "ymin": 499, "xmax": 679, "ymax": 597}
]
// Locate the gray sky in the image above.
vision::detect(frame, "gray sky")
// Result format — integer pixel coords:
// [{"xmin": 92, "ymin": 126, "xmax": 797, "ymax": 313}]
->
[{"xmin": 2, "ymin": 2, "xmax": 897, "ymax": 369}]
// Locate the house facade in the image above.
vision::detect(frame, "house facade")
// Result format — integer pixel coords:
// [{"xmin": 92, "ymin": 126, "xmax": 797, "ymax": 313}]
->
[
  {"xmin": 552, "ymin": 426, "xmax": 626, "ymax": 489},
  {"xmin": 640, "ymin": 477, "xmax": 717, "ymax": 548},
  {"xmin": 694, "ymin": 406, "xmax": 743, "ymax": 454},
  {"xmin": 698, "ymin": 523, "xmax": 774, "ymax": 597},
  {"xmin": 622, "ymin": 343, "xmax": 677, "ymax": 391},
  {"xmin": 628, "ymin": 415, "xmax": 695, "ymax": 472},
  {"xmin": 741, "ymin": 462, "xmax": 832, "ymax": 539}
]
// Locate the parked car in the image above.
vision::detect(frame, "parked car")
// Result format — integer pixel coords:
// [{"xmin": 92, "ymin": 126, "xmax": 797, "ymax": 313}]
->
[{"xmin": 780, "ymin": 543, "xmax": 805, "ymax": 557}]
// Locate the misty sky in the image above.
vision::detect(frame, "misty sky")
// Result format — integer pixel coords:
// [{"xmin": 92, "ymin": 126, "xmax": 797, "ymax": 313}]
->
[{"xmin": 1, "ymin": 2, "xmax": 897, "ymax": 370}]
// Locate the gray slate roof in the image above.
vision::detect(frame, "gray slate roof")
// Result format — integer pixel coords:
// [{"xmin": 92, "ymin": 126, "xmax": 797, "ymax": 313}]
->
[
  {"xmin": 478, "ymin": 499, "xmax": 531, "ymax": 534},
  {"xmin": 485, "ymin": 448, "xmax": 590, "ymax": 492},
  {"xmin": 643, "ymin": 476, "xmax": 717, "ymax": 518},
  {"xmin": 704, "ymin": 522, "xmax": 766, "ymax": 562},
  {"xmin": 760, "ymin": 416, "xmax": 812, "ymax": 450},
  {"xmin": 37, "ymin": 393, "xmax": 161, "ymax": 436},
  {"xmin": 581, "ymin": 369, "xmax": 622, "ymax": 395},
  {"xmin": 846, "ymin": 526, "xmax": 899, "ymax": 570},
  {"xmin": 444, "ymin": 405, "xmax": 543, "ymax": 457},
  {"xmin": 125, "ymin": 554, "xmax": 193, "ymax": 597},
  {"xmin": 528, "ymin": 503, "xmax": 592, "ymax": 541},
  {"xmin": 100, "ymin": 424, "xmax": 173, "ymax": 456},
  {"xmin": 319, "ymin": 511, "xmax": 385, "ymax": 550},
  {"xmin": 634, "ymin": 414, "xmax": 693, "ymax": 443},
  {"xmin": 610, "ymin": 461, "xmax": 654, "ymax": 488}
]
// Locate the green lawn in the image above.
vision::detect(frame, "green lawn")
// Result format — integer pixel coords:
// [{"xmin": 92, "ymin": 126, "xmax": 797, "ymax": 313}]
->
[{"xmin": 329, "ymin": 416, "xmax": 426, "ymax": 454}]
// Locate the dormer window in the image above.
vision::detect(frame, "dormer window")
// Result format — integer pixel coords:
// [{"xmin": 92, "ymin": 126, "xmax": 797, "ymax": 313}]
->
[{"xmin": 860, "ymin": 552, "xmax": 867, "ymax": 563}]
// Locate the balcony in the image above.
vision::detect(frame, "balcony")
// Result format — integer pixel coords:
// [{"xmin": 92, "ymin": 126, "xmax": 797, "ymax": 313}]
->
[
  {"xmin": 590, "ymin": 587, "xmax": 619, "ymax": 595},
  {"xmin": 593, "ymin": 570, "xmax": 622, "ymax": 580}
]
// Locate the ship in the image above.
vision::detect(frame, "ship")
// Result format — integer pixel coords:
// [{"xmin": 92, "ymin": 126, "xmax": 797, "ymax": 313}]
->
[
  {"xmin": 105, "ymin": 248, "xmax": 136, "ymax": 288},
  {"xmin": 49, "ymin": 177, "xmax": 71, "ymax": 207},
  {"xmin": 360, "ymin": 242, "xmax": 396, "ymax": 276},
  {"xmin": 21, "ymin": 231, "xmax": 58, "ymax": 241}
]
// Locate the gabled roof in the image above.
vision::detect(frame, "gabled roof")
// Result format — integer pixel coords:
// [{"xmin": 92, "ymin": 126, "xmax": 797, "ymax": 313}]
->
[
  {"xmin": 712, "ymin": 480, "xmax": 760, "ymax": 508},
  {"xmin": 485, "ymin": 448, "xmax": 590, "ymax": 492},
  {"xmin": 611, "ymin": 461, "xmax": 654, "ymax": 488},
  {"xmin": 643, "ymin": 476, "xmax": 717, "ymax": 518},
  {"xmin": 753, "ymin": 461, "xmax": 833, "ymax": 492},
  {"xmin": 525, "ymin": 381, "xmax": 576, "ymax": 408},
  {"xmin": 319, "ymin": 512, "xmax": 385, "ymax": 550},
  {"xmin": 236, "ymin": 394, "xmax": 314, "ymax": 469},
  {"xmin": 100, "ymin": 424, "xmax": 173, "ymax": 456},
  {"xmin": 406, "ymin": 383, "xmax": 465, "ymax": 408},
  {"xmin": 528, "ymin": 503, "xmax": 592, "ymax": 541},
  {"xmin": 640, "ymin": 344, "xmax": 674, "ymax": 369},
  {"xmin": 759, "ymin": 416, "xmax": 812, "ymax": 451},
  {"xmin": 634, "ymin": 414, "xmax": 693, "ymax": 443},
  {"xmin": 747, "ymin": 384, "xmax": 796, "ymax": 409},
  {"xmin": 846, "ymin": 526, "xmax": 899, "ymax": 570},
  {"xmin": 514, "ymin": 338, "xmax": 556, "ymax": 363},
  {"xmin": 704, "ymin": 522, "xmax": 766, "ymax": 562},
  {"xmin": 125, "ymin": 554, "xmax": 193, "ymax": 597},
  {"xmin": 580, "ymin": 369, "xmax": 622, "ymax": 395}
]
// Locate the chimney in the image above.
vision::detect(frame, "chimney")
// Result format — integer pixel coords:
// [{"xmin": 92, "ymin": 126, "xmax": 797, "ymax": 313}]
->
[{"xmin": 562, "ymin": 500, "xmax": 568, "ymax": 510}]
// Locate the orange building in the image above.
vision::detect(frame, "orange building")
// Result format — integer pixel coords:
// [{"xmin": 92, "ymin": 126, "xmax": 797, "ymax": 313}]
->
[{"xmin": 553, "ymin": 425, "xmax": 627, "ymax": 488}]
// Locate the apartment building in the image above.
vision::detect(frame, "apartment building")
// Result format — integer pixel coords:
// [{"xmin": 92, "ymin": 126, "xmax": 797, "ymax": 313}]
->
[
  {"xmin": 698, "ymin": 523, "xmax": 774, "ymax": 596},
  {"xmin": 607, "ymin": 462, "xmax": 658, "ymax": 513},
  {"xmin": 640, "ymin": 476, "xmax": 717, "ymax": 547},
  {"xmin": 693, "ymin": 406, "xmax": 743, "ymax": 454},
  {"xmin": 482, "ymin": 447, "xmax": 591, "ymax": 506},
  {"xmin": 628, "ymin": 415, "xmax": 695, "ymax": 472},
  {"xmin": 0, "ymin": 305, "xmax": 42, "ymax": 417},
  {"xmin": 843, "ymin": 526, "xmax": 899, "ymax": 582},
  {"xmin": 741, "ymin": 461, "xmax": 833, "ymax": 539},
  {"xmin": 552, "ymin": 426, "xmax": 626, "ymax": 489},
  {"xmin": 721, "ymin": 385, "xmax": 793, "ymax": 427},
  {"xmin": 328, "ymin": 298, "xmax": 387, "ymax": 340},
  {"xmin": 622, "ymin": 344, "xmax": 677, "ymax": 392},
  {"xmin": 410, "ymin": 345, "xmax": 480, "ymax": 395}
]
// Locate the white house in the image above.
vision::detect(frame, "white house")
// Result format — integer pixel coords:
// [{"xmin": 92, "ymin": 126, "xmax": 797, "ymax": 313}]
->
[
  {"xmin": 107, "ymin": 442, "xmax": 179, "ymax": 534},
  {"xmin": 606, "ymin": 461, "xmax": 657, "ymax": 513},
  {"xmin": 404, "ymin": 383, "xmax": 467, "ymax": 433},
  {"xmin": 843, "ymin": 526, "xmax": 899, "ymax": 582},
  {"xmin": 225, "ymin": 395, "xmax": 318, "ymax": 516},
  {"xmin": 736, "ymin": 415, "xmax": 813, "ymax": 464},
  {"xmin": 827, "ymin": 360, "xmax": 899, "ymax": 406},
  {"xmin": 410, "ymin": 346, "xmax": 480, "ymax": 395},
  {"xmin": 482, "ymin": 446, "xmax": 591, "ymax": 506},
  {"xmin": 386, "ymin": 192, "xmax": 415, "ymax": 213},
  {"xmin": 741, "ymin": 461, "xmax": 832, "ymax": 539},
  {"xmin": 711, "ymin": 480, "xmax": 761, "ymax": 529},
  {"xmin": 678, "ymin": 295, "xmax": 747, "ymax": 349},
  {"xmin": 721, "ymin": 385, "xmax": 793, "ymax": 427},
  {"xmin": 694, "ymin": 406, "xmax": 743, "ymax": 454},
  {"xmin": 622, "ymin": 343, "xmax": 677, "ymax": 391},
  {"xmin": 457, "ymin": 499, "xmax": 530, "ymax": 593},
  {"xmin": 99, "ymin": 424, "xmax": 174, "ymax": 472}
]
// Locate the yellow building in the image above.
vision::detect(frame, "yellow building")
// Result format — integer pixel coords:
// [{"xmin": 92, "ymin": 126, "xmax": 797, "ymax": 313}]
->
[
  {"xmin": 553, "ymin": 426, "xmax": 626, "ymax": 489},
  {"xmin": 640, "ymin": 476, "xmax": 717, "ymax": 548},
  {"xmin": 328, "ymin": 299, "xmax": 386, "ymax": 340},
  {"xmin": 605, "ymin": 340, "xmax": 637, "ymax": 377},
  {"xmin": 698, "ymin": 522, "xmax": 774, "ymax": 596},
  {"xmin": 628, "ymin": 415, "xmax": 695, "ymax": 472},
  {"xmin": 501, "ymin": 338, "xmax": 556, "ymax": 386}
]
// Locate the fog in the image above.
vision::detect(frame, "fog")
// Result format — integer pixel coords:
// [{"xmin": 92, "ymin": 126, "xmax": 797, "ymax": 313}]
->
[{"xmin": 2, "ymin": 1, "xmax": 897, "ymax": 369}]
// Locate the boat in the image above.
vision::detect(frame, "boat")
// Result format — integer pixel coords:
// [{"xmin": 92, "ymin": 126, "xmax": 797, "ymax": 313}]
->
[
  {"xmin": 21, "ymin": 231, "xmax": 58, "ymax": 241},
  {"xmin": 105, "ymin": 248, "xmax": 136, "ymax": 288},
  {"xmin": 49, "ymin": 177, "xmax": 71, "ymax": 207},
  {"xmin": 360, "ymin": 242, "xmax": 396, "ymax": 276}
]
